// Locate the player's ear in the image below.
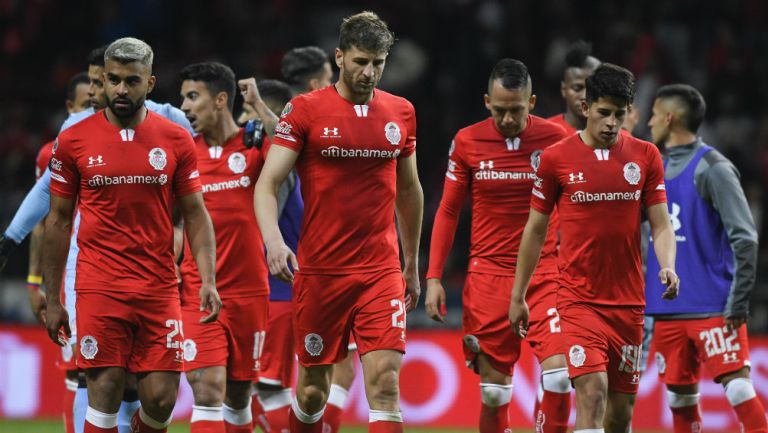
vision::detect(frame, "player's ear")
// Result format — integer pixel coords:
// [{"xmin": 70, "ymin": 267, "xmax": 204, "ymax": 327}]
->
[
  {"xmin": 308, "ymin": 77, "xmax": 320, "ymax": 91},
  {"xmin": 483, "ymin": 94, "xmax": 491, "ymax": 111},
  {"xmin": 529, "ymin": 94, "xmax": 537, "ymax": 110},
  {"xmin": 335, "ymin": 48, "xmax": 344, "ymax": 69},
  {"xmin": 560, "ymin": 81, "xmax": 567, "ymax": 98},
  {"xmin": 580, "ymin": 100, "xmax": 589, "ymax": 117},
  {"xmin": 216, "ymin": 91, "xmax": 229, "ymax": 110},
  {"xmin": 147, "ymin": 75, "xmax": 156, "ymax": 94},
  {"xmin": 65, "ymin": 100, "xmax": 74, "ymax": 112}
]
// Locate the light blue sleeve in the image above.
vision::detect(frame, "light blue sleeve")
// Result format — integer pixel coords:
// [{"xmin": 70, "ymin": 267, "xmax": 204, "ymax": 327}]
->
[
  {"xmin": 59, "ymin": 108, "xmax": 95, "ymax": 133},
  {"xmin": 4, "ymin": 168, "xmax": 52, "ymax": 243},
  {"xmin": 145, "ymin": 100, "xmax": 194, "ymax": 135}
]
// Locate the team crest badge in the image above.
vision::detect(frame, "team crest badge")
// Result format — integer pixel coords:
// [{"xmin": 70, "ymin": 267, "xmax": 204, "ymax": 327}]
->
[
  {"xmin": 531, "ymin": 150, "xmax": 542, "ymax": 172},
  {"xmin": 183, "ymin": 339, "xmax": 197, "ymax": 362},
  {"xmin": 623, "ymin": 162, "xmax": 641, "ymax": 185},
  {"xmin": 304, "ymin": 333, "xmax": 323, "ymax": 356},
  {"xmin": 281, "ymin": 102, "xmax": 293, "ymax": 118},
  {"xmin": 569, "ymin": 345, "xmax": 586, "ymax": 367},
  {"xmin": 228, "ymin": 152, "xmax": 247, "ymax": 174},
  {"xmin": 463, "ymin": 334, "xmax": 481, "ymax": 353},
  {"xmin": 149, "ymin": 148, "xmax": 167, "ymax": 170},
  {"xmin": 384, "ymin": 122, "xmax": 401, "ymax": 145},
  {"xmin": 80, "ymin": 335, "xmax": 98, "ymax": 360}
]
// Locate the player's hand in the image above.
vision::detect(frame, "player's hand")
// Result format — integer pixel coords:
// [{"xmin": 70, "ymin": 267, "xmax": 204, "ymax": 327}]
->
[
  {"xmin": 424, "ymin": 278, "xmax": 447, "ymax": 323},
  {"xmin": 508, "ymin": 298, "xmax": 530, "ymax": 339},
  {"xmin": 28, "ymin": 287, "xmax": 47, "ymax": 325},
  {"xmin": 403, "ymin": 267, "xmax": 421, "ymax": 312},
  {"xmin": 199, "ymin": 283, "xmax": 222, "ymax": 323},
  {"xmin": 45, "ymin": 300, "xmax": 70, "ymax": 346},
  {"xmin": 725, "ymin": 316, "xmax": 747, "ymax": 331},
  {"xmin": 238, "ymin": 78, "xmax": 262, "ymax": 107},
  {"xmin": 0, "ymin": 234, "xmax": 18, "ymax": 272},
  {"xmin": 266, "ymin": 241, "xmax": 298, "ymax": 283},
  {"xmin": 658, "ymin": 267, "xmax": 680, "ymax": 300}
]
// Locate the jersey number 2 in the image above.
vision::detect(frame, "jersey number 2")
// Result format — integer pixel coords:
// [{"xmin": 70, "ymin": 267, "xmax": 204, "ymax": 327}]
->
[{"xmin": 391, "ymin": 299, "xmax": 405, "ymax": 328}]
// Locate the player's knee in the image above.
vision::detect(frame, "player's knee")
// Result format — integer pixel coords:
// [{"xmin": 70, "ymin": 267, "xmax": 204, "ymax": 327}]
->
[
  {"xmin": 479, "ymin": 383, "xmax": 513, "ymax": 407},
  {"xmin": 141, "ymin": 383, "xmax": 180, "ymax": 416},
  {"xmin": 368, "ymin": 367, "xmax": 400, "ymax": 404},
  {"xmin": 224, "ymin": 381, "xmax": 253, "ymax": 409},
  {"xmin": 296, "ymin": 384, "xmax": 328, "ymax": 413},
  {"xmin": 542, "ymin": 368, "xmax": 571, "ymax": 394},
  {"xmin": 188, "ymin": 373, "xmax": 225, "ymax": 407}
]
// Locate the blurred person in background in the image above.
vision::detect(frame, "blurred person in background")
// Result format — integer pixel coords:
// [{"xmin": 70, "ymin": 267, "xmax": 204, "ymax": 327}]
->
[
  {"xmin": 646, "ymin": 84, "xmax": 768, "ymax": 433},
  {"xmin": 547, "ymin": 40, "xmax": 600, "ymax": 135}
]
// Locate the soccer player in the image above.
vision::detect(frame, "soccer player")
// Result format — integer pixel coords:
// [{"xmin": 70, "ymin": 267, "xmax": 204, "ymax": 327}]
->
[
  {"xmin": 425, "ymin": 59, "xmax": 570, "ymax": 433},
  {"xmin": 254, "ymin": 12, "xmax": 423, "ymax": 433},
  {"xmin": 176, "ymin": 61, "xmax": 270, "ymax": 433},
  {"xmin": 509, "ymin": 64, "xmax": 680, "ymax": 433},
  {"xmin": 547, "ymin": 40, "xmax": 600, "ymax": 134},
  {"xmin": 43, "ymin": 37, "xmax": 221, "ymax": 433},
  {"xmin": 646, "ymin": 84, "xmax": 768, "ymax": 433}
]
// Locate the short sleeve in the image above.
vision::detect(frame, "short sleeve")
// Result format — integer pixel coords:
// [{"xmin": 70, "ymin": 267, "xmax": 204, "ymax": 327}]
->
[
  {"xmin": 271, "ymin": 97, "xmax": 309, "ymax": 154},
  {"xmin": 530, "ymin": 148, "xmax": 559, "ymax": 214},
  {"xmin": 399, "ymin": 101, "xmax": 417, "ymax": 158},
  {"xmin": 642, "ymin": 144, "xmax": 667, "ymax": 207},
  {"xmin": 173, "ymin": 133, "xmax": 202, "ymax": 197},
  {"xmin": 49, "ymin": 136, "xmax": 80, "ymax": 199}
]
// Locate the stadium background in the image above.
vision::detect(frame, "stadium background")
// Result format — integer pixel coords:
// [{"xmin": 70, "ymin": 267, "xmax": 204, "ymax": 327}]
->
[{"xmin": 0, "ymin": 0, "xmax": 767, "ymax": 431}]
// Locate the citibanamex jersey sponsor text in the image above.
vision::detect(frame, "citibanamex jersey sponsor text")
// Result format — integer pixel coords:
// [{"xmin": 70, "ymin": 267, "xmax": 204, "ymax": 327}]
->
[
  {"xmin": 570, "ymin": 190, "xmax": 641, "ymax": 203},
  {"xmin": 474, "ymin": 170, "xmax": 536, "ymax": 181},
  {"xmin": 321, "ymin": 146, "xmax": 400, "ymax": 159},
  {"xmin": 87, "ymin": 174, "xmax": 168, "ymax": 187}
]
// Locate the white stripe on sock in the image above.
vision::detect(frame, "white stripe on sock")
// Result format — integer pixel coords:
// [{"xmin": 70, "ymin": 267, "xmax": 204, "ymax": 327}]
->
[
  {"xmin": 259, "ymin": 388, "xmax": 293, "ymax": 411},
  {"xmin": 369, "ymin": 410, "xmax": 402, "ymax": 422},
  {"xmin": 291, "ymin": 398, "xmax": 324, "ymax": 424},
  {"xmin": 85, "ymin": 407, "xmax": 118, "ymax": 429},
  {"xmin": 327, "ymin": 384, "xmax": 349, "ymax": 409},
  {"xmin": 223, "ymin": 403, "xmax": 252, "ymax": 426},
  {"xmin": 138, "ymin": 407, "xmax": 171, "ymax": 429},
  {"xmin": 191, "ymin": 405, "xmax": 223, "ymax": 422}
]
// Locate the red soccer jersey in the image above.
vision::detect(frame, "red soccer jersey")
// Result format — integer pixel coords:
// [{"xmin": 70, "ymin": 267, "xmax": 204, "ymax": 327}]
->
[
  {"xmin": 546, "ymin": 113, "xmax": 578, "ymax": 136},
  {"xmin": 427, "ymin": 116, "xmax": 565, "ymax": 279},
  {"xmin": 271, "ymin": 86, "xmax": 416, "ymax": 274},
  {"xmin": 180, "ymin": 130, "xmax": 269, "ymax": 304},
  {"xmin": 50, "ymin": 111, "xmax": 201, "ymax": 298},
  {"xmin": 36, "ymin": 141, "xmax": 54, "ymax": 180},
  {"xmin": 531, "ymin": 133, "xmax": 667, "ymax": 307}
]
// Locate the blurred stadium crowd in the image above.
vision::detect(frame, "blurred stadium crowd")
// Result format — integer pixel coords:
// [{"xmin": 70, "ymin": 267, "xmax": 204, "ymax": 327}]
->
[{"xmin": 0, "ymin": 0, "xmax": 766, "ymax": 330}]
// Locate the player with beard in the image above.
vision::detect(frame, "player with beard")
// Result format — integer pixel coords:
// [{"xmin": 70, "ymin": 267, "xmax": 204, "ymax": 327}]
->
[
  {"xmin": 176, "ymin": 61, "xmax": 269, "ymax": 433},
  {"xmin": 646, "ymin": 84, "xmax": 767, "ymax": 433},
  {"xmin": 254, "ymin": 12, "xmax": 423, "ymax": 433},
  {"xmin": 547, "ymin": 40, "xmax": 601, "ymax": 134},
  {"xmin": 44, "ymin": 37, "xmax": 221, "ymax": 433},
  {"xmin": 510, "ymin": 64, "xmax": 679, "ymax": 433},
  {"xmin": 426, "ymin": 59, "xmax": 571, "ymax": 433}
]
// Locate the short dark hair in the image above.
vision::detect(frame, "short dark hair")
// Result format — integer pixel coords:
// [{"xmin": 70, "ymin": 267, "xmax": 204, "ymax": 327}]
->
[
  {"xmin": 179, "ymin": 62, "xmax": 237, "ymax": 111},
  {"xmin": 257, "ymin": 79, "xmax": 293, "ymax": 110},
  {"xmin": 655, "ymin": 84, "xmax": 707, "ymax": 133},
  {"xmin": 281, "ymin": 46, "xmax": 328, "ymax": 90},
  {"xmin": 565, "ymin": 40, "xmax": 594, "ymax": 68},
  {"xmin": 585, "ymin": 63, "xmax": 635, "ymax": 106},
  {"xmin": 87, "ymin": 45, "xmax": 108, "ymax": 67},
  {"xmin": 66, "ymin": 72, "xmax": 90, "ymax": 101},
  {"xmin": 488, "ymin": 58, "xmax": 530, "ymax": 93},
  {"xmin": 339, "ymin": 11, "xmax": 395, "ymax": 54}
]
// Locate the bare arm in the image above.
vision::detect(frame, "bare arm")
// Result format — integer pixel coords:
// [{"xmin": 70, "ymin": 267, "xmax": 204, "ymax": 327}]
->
[
  {"xmin": 178, "ymin": 192, "xmax": 221, "ymax": 322},
  {"xmin": 27, "ymin": 222, "xmax": 46, "ymax": 324},
  {"xmin": 255, "ymin": 145, "xmax": 300, "ymax": 282},
  {"xmin": 509, "ymin": 208, "xmax": 550, "ymax": 337},
  {"xmin": 395, "ymin": 153, "xmax": 424, "ymax": 312},
  {"xmin": 647, "ymin": 202, "xmax": 679, "ymax": 299},
  {"xmin": 42, "ymin": 195, "xmax": 75, "ymax": 345},
  {"xmin": 238, "ymin": 78, "xmax": 280, "ymax": 140}
]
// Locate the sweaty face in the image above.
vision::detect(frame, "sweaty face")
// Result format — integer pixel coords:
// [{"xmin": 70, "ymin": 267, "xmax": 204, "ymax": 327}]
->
[
  {"xmin": 583, "ymin": 97, "xmax": 627, "ymax": 147},
  {"xmin": 104, "ymin": 59, "xmax": 154, "ymax": 120},
  {"xmin": 648, "ymin": 99, "xmax": 672, "ymax": 147},
  {"xmin": 68, "ymin": 83, "xmax": 92, "ymax": 113},
  {"xmin": 337, "ymin": 46, "xmax": 386, "ymax": 97},
  {"xmin": 180, "ymin": 80, "xmax": 218, "ymax": 133},
  {"xmin": 562, "ymin": 67, "xmax": 593, "ymax": 119},
  {"xmin": 484, "ymin": 79, "xmax": 535, "ymax": 138},
  {"xmin": 88, "ymin": 65, "xmax": 108, "ymax": 109}
]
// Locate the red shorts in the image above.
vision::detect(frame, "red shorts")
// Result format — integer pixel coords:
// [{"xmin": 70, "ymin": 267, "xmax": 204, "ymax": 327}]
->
[
  {"xmin": 181, "ymin": 295, "xmax": 268, "ymax": 381},
  {"xmin": 293, "ymin": 269, "xmax": 405, "ymax": 366},
  {"xmin": 259, "ymin": 300, "xmax": 295, "ymax": 387},
  {"xmin": 652, "ymin": 317, "xmax": 751, "ymax": 385},
  {"xmin": 76, "ymin": 291, "xmax": 184, "ymax": 373},
  {"xmin": 525, "ymin": 273, "xmax": 565, "ymax": 362},
  {"xmin": 559, "ymin": 302, "xmax": 644, "ymax": 394},
  {"xmin": 461, "ymin": 272, "xmax": 521, "ymax": 375}
]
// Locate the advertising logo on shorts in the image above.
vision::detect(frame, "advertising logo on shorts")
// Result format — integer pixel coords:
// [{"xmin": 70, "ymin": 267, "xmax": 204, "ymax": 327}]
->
[
  {"xmin": 149, "ymin": 147, "xmax": 167, "ymax": 171},
  {"xmin": 385, "ymin": 122, "xmax": 401, "ymax": 145},
  {"xmin": 228, "ymin": 152, "xmax": 247, "ymax": 174},
  {"xmin": 80, "ymin": 335, "xmax": 98, "ymax": 360},
  {"xmin": 569, "ymin": 344, "xmax": 586, "ymax": 367},
  {"xmin": 305, "ymin": 333, "xmax": 323, "ymax": 356},
  {"xmin": 623, "ymin": 162, "xmax": 641, "ymax": 185},
  {"xmin": 183, "ymin": 339, "xmax": 197, "ymax": 362}
]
